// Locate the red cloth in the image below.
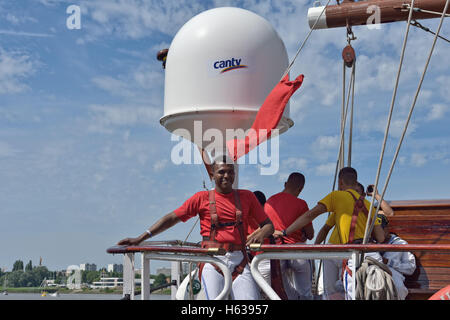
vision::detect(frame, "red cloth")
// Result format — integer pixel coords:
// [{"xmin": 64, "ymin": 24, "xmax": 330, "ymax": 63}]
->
[
  {"xmin": 264, "ymin": 192, "xmax": 312, "ymax": 244},
  {"xmin": 227, "ymin": 74, "xmax": 305, "ymax": 161},
  {"xmin": 174, "ymin": 189, "xmax": 268, "ymax": 245}
]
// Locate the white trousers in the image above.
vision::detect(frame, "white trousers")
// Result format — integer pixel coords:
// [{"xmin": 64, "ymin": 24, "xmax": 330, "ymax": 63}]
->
[
  {"xmin": 201, "ymin": 251, "xmax": 260, "ymax": 300},
  {"xmin": 322, "ymin": 258, "xmax": 344, "ymax": 299},
  {"xmin": 258, "ymin": 257, "xmax": 313, "ymax": 300},
  {"xmin": 390, "ymin": 268, "xmax": 408, "ymax": 300}
]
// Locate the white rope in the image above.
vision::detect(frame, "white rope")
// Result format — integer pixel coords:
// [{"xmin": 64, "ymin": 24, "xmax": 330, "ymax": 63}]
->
[
  {"xmin": 315, "ymin": 60, "xmax": 356, "ymax": 294},
  {"xmin": 281, "ymin": 0, "xmax": 332, "ymax": 80},
  {"xmin": 334, "ymin": 60, "xmax": 357, "ymax": 186},
  {"xmin": 409, "ymin": 6, "xmax": 450, "ymax": 17},
  {"xmin": 347, "ymin": 60, "xmax": 356, "ymax": 167},
  {"xmin": 339, "ymin": 61, "xmax": 346, "ymax": 170},
  {"xmin": 364, "ymin": 0, "xmax": 450, "ymax": 243},
  {"xmin": 362, "ymin": 0, "xmax": 417, "ymax": 245}
]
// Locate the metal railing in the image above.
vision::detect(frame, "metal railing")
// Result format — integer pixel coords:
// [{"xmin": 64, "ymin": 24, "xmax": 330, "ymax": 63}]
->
[
  {"xmin": 249, "ymin": 243, "xmax": 450, "ymax": 300},
  {"xmin": 108, "ymin": 242, "xmax": 450, "ymax": 300},
  {"xmin": 107, "ymin": 241, "xmax": 232, "ymax": 300}
]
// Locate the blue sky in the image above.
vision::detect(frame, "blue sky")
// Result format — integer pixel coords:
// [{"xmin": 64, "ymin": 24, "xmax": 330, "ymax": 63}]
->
[{"xmin": 0, "ymin": 0, "xmax": 449, "ymax": 273}]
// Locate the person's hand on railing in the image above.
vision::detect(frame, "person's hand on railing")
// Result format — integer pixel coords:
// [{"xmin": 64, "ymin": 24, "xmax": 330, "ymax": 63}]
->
[
  {"xmin": 117, "ymin": 236, "xmax": 144, "ymax": 246},
  {"xmin": 272, "ymin": 230, "xmax": 284, "ymax": 239}
]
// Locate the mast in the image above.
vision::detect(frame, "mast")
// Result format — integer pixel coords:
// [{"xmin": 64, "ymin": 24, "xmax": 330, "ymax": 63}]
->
[{"xmin": 308, "ymin": 0, "xmax": 450, "ymax": 30}]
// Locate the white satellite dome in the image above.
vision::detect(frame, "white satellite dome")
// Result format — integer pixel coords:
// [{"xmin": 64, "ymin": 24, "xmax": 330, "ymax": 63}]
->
[{"xmin": 160, "ymin": 7, "xmax": 293, "ymax": 151}]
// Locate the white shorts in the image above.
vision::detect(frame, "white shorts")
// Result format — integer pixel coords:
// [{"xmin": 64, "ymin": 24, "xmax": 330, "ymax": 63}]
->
[{"xmin": 201, "ymin": 251, "xmax": 260, "ymax": 300}]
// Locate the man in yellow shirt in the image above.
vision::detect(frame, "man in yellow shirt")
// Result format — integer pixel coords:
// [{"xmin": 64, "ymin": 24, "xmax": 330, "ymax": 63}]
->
[{"xmin": 274, "ymin": 167, "xmax": 385, "ymax": 299}]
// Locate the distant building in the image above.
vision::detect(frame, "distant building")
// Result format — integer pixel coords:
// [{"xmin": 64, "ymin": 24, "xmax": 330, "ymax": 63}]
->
[
  {"xmin": 90, "ymin": 277, "xmax": 123, "ymax": 289},
  {"xmin": 107, "ymin": 264, "xmax": 123, "ymax": 273},
  {"xmin": 156, "ymin": 267, "xmax": 171, "ymax": 277},
  {"xmin": 156, "ymin": 263, "xmax": 194, "ymax": 277},
  {"xmin": 80, "ymin": 263, "xmax": 97, "ymax": 272}
]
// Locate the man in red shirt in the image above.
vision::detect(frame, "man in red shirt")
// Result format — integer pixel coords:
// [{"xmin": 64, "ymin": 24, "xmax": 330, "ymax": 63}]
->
[
  {"xmin": 118, "ymin": 156, "xmax": 274, "ymax": 300},
  {"xmin": 260, "ymin": 172, "xmax": 315, "ymax": 299}
]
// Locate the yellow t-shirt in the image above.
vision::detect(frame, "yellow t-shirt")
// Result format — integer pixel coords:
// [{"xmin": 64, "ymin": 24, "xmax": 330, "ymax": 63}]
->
[
  {"xmin": 319, "ymin": 189, "xmax": 380, "ymax": 244},
  {"xmin": 325, "ymin": 212, "xmax": 340, "ymax": 244}
]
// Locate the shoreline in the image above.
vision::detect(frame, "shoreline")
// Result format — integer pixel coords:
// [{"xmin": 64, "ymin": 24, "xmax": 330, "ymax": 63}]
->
[{"xmin": 1, "ymin": 286, "xmax": 170, "ymax": 295}]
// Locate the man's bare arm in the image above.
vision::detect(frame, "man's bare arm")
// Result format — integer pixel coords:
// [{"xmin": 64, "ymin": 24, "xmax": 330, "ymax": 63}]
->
[
  {"xmin": 303, "ymin": 223, "xmax": 315, "ymax": 240},
  {"xmin": 246, "ymin": 218, "xmax": 274, "ymax": 245},
  {"xmin": 117, "ymin": 212, "xmax": 181, "ymax": 246},
  {"xmin": 372, "ymin": 224, "xmax": 385, "ymax": 243},
  {"xmin": 315, "ymin": 224, "xmax": 332, "ymax": 244}
]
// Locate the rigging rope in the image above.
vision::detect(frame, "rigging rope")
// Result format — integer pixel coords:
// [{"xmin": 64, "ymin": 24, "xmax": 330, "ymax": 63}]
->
[
  {"xmin": 281, "ymin": 0, "xmax": 332, "ymax": 80},
  {"xmin": 363, "ymin": 0, "xmax": 450, "ymax": 245},
  {"xmin": 409, "ymin": 6, "xmax": 450, "ymax": 18},
  {"xmin": 411, "ymin": 20, "xmax": 450, "ymax": 44},
  {"xmin": 315, "ymin": 57, "xmax": 356, "ymax": 294},
  {"xmin": 361, "ymin": 0, "xmax": 417, "ymax": 246}
]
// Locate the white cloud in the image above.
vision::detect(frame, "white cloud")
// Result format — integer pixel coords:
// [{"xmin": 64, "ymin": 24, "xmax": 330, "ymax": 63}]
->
[
  {"xmin": 0, "ymin": 48, "xmax": 37, "ymax": 94},
  {"xmin": 436, "ymin": 76, "xmax": 450, "ymax": 102},
  {"xmin": 5, "ymin": 13, "xmax": 20, "ymax": 25},
  {"xmin": 311, "ymin": 135, "xmax": 340, "ymax": 161},
  {"xmin": 282, "ymin": 157, "xmax": 308, "ymax": 170},
  {"xmin": 77, "ymin": 0, "xmax": 207, "ymax": 42},
  {"xmin": 153, "ymin": 159, "xmax": 168, "ymax": 172},
  {"xmin": 315, "ymin": 162, "xmax": 336, "ymax": 176},
  {"xmin": 316, "ymin": 135, "xmax": 339, "ymax": 150},
  {"xmin": 411, "ymin": 153, "xmax": 427, "ymax": 167},
  {"xmin": 88, "ymin": 104, "xmax": 161, "ymax": 133},
  {"xmin": 427, "ymin": 104, "xmax": 447, "ymax": 121},
  {"xmin": 91, "ymin": 76, "xmax": 134, "ymax": 97}
]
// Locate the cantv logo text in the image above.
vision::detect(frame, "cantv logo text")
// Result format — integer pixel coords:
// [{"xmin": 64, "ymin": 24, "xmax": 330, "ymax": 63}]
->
[{"xmin": 213, "ymin": 58, "xmax": 248, "ymax": 73}]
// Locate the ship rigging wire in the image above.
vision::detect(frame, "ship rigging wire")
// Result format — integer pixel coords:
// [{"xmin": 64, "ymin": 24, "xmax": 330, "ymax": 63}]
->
[{"xmin": 362, "ymin": 0, "xmax": 450, "ymax": 246}]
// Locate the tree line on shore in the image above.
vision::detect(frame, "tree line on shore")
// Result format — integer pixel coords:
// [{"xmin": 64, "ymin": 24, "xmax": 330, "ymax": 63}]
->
[
  {"xmin": 1, "ymin": 260, "xmax": 170, "ymax": 289},
  {"xmin": 0, "ymin": 259, "xmax": 121, "ymax": 288}
]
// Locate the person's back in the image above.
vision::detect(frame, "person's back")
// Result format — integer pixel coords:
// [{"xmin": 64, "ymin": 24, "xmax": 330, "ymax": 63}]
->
[
  {"xmin": 319, "ymin": 189, "xmax": 378, "ymax": 244},
  {"xmin": 260, "ymin": 172, "xmax": 314, "ymax": 300},
  {"xmin": 265, "ymin": 192, "xmax": 311, "ymax": 244}
]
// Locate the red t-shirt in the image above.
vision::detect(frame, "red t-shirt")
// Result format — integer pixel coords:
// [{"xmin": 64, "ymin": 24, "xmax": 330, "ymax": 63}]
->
[
  {"xmin": 264, "ymin": 192, "xmax": 312, "ymax": 244},
  {"xmin": 174, "ymin": 189, "xmax": 268, "ymax": 245}
]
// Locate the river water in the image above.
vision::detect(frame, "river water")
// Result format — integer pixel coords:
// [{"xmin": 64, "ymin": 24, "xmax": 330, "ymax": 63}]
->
[{"xmin": 0, "ymin": 292, "xmax": 170, "ymax": 300}]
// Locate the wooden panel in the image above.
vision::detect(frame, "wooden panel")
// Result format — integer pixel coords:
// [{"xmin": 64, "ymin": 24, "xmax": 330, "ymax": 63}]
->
[
  {"xmin": 389, "ymin": 199, "xmax": 450, "ymax": 208},
  {"xmin": 412, "ymin": 253, "xmax": 450, "ymax": 267},
  {"xmin": 389, "ymin": 215, "xmax": 450, "ymax": 224},
  {"xmin": 411, "ymin": 270, "xmax": 449, "ymax": 282},
  {"xmin": 389, "ymin": 232, "xmax": 450, "ymax": 243},
  {"xmin": 405, "ymin": 238, "xmax": 450, "ymax": 245},
  {"xmin": 383, "ymin": 201, "xmax": 450, "ymax": 297},
  {"xmin": 388, "ymin": 200, "xmax": 450, "ymax": 216},
  {"xmin": 405, "ymin": 266, "xmax": 449, "ymax": 291}
]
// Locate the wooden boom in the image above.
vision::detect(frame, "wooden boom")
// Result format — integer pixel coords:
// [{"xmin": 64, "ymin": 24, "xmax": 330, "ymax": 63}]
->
[{"xmin": 308, "ymin": 0, "xmax": 450, "ymax": 30}]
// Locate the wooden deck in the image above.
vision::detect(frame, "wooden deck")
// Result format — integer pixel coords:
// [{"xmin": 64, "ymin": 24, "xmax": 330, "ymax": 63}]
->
[{"xmin": 388, "ymin": 199, "xmax": 450, "ymax": 299}]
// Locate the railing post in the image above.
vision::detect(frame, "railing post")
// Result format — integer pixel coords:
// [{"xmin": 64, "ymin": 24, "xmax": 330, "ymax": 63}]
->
[
  {"xmin": 171, "ymin": 261, "xmax": 182, "ymax": 300},
  {"xmin": 123, "ymin": 252, "xmax": 135, "ymax": 300},
  {"xmin": 351, "ymin": 251, "xmax": 358, "ymax": 300},
  {"xmin": 141, "ymin": 253, "xmax": 150, "ymax": 300}
]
